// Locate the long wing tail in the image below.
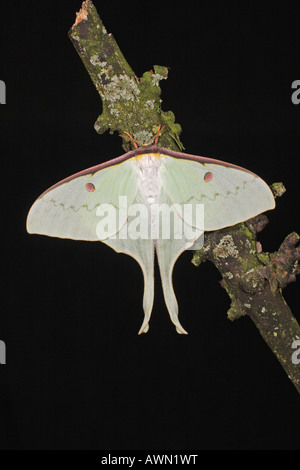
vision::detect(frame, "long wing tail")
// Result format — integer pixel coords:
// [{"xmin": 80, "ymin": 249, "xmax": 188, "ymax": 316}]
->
[
  {"xmin": 104, "ymin": 236, "xmax": 155, "ymax": 334},
  {"xmin": 156, "ymin": 237, "xmax": 190, "ymax": 334}
]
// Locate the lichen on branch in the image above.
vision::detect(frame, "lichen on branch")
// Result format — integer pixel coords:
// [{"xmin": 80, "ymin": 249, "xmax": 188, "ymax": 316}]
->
[
  {"xmin": 192, "ymin": 186, "xmax": 300, "ymax": 393},
  {"xmin": 69, "ymin": 0, "xmax": 183, "ymax": 151}
]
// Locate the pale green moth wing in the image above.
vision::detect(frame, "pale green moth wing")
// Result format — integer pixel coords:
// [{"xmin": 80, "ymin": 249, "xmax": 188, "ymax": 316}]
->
[
  {"xmin": 155, "ymin": 153, "xmax": 275, "ymax": 334},
  {"xmin": 27, "ymin": 159, "xmax": 139, "ymax": 240},
  {"xmin": 102, "ymin": 237, "xmax": 155, "ymax": 335},
  {"xmin": 160, "ymin": 155, "xmax": 275, "ymax": 230},
  {"xmin": 26, "ymin": 146, "xmax": 275, "ymax": 335},
  {"xmin": 154, "ymin": 188, "xmax": 203, "ymax": 334},
  {"xmin": 27, "ymin": 156, "xmax": 158, "ymax": 335}
]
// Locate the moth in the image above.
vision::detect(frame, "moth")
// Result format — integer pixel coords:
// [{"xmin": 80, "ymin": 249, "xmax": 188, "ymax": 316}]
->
[{"xmin": 27, "ymin": 144, "xmax": 275, "ymax": 334}]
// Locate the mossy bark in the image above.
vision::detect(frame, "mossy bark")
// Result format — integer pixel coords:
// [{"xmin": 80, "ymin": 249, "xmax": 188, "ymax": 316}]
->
[
  {"xmin": 69, "ymin": 1, "xmax": 300, "ymax": 393},
  {"xmin": 69, "ymin": 0, "xmax": 183, "ymax": 152},
  {"xmin": 192, "ymin": 215, "xmax": 300, "ymax": 393}
]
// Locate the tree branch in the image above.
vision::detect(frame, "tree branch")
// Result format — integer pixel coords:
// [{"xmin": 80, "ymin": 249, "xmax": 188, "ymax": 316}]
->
[
  {"xmin": 192, "ymin": 186, "xmax": 300, "ymax": 393},
  {"xmin": 68, "ymin": 0, "xmax": 183, "ymax": 152},
  {"xmin": 69, "ymin": 1, "xmax": 300, "ymax": 393}
]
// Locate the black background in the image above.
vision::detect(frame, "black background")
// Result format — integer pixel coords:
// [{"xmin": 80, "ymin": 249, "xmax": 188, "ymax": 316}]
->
[{"xmin": 1, "ymin": 0, "xmax": 300, "ymax": 450}]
